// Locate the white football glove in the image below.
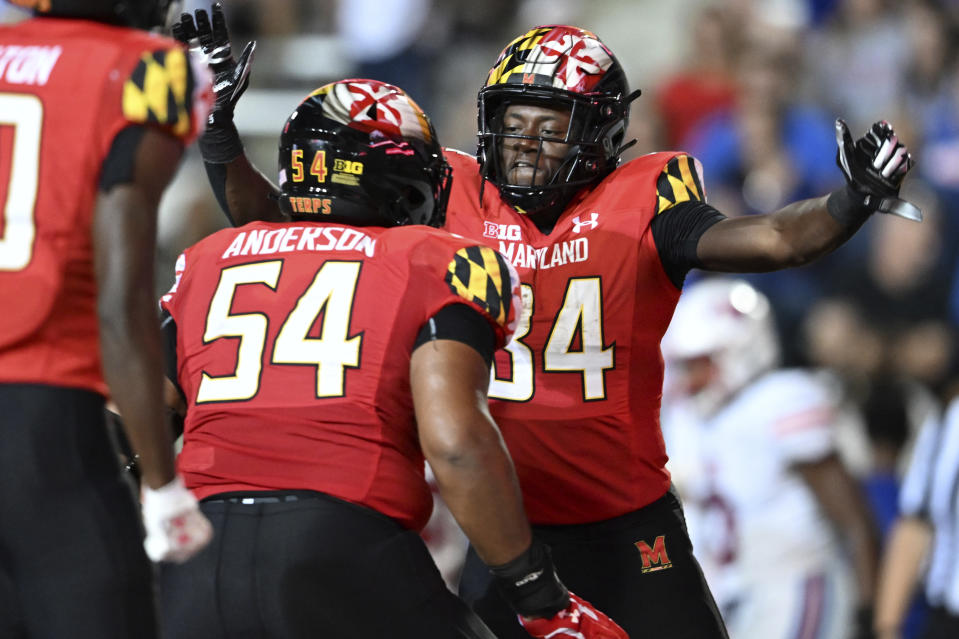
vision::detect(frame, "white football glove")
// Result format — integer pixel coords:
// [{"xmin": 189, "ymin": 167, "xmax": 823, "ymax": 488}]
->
[{"xmin": 141, "ymin": 476, "xmax": 213, "ymax": 563}]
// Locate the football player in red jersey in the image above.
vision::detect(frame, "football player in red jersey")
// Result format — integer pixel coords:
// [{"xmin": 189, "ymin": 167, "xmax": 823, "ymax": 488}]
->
[
  {"xmin": 0, "ymin": 0, "xmax": 213, "ymax": 638},
  {"xmin": 156, "ymin": 76, "xmax": 627, "ymax": 639},
  {"xmin": 178, "ymin": 12, "xmax": 917, "ymax": 639}
]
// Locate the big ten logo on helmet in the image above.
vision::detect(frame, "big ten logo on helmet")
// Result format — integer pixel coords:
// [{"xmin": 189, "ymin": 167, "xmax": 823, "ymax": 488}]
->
[
  {"xmin": 331, "ymin": 159, "xmax": 363, "ymax": 186},
  {"xmin": 483, "ymin": 221, "xmax": 522, "ymax": 241}
]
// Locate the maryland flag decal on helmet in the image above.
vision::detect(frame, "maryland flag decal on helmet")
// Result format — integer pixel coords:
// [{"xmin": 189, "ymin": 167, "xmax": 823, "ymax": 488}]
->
[
  {"xmin": 485, "ymin": 25, "xmax": 617, "ymax": 94},
  {"xmin": 307, "ymin": 80, "xmax": 435, "ymax": 146}
]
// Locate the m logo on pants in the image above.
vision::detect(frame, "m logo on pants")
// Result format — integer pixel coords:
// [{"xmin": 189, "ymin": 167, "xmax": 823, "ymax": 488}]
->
[{"xmin": 634, "ymin": 535, "xmax": 672, "ymax": 573}]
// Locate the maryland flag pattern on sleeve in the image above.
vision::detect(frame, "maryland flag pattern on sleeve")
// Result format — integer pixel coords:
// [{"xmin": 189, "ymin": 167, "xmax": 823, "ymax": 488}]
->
[
  {"xmin": 656, "ymin": 154, "xmax": 706, "ymax": 214},
  {"xmin": 445, "ymin": 245, "xmax": 513, "ymax": 329},
  {"xmin": 122, "ymin": 47, "xmax": 194, "ymax": 137}
]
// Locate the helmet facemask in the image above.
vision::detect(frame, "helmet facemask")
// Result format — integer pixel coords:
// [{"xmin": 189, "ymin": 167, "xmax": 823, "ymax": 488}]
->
[{"xmin": 479, "ymin": 87, "xmax": 633, "ymax": 214}]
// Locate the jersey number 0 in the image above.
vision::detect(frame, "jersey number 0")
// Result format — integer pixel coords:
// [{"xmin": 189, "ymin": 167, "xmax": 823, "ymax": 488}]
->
[{"xmin": 0, "ymin": 93, "xmax": 42, "ymax": 272}]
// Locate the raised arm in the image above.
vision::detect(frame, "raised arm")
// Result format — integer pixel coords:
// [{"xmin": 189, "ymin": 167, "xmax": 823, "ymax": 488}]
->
[
  {"xmin": 173, "ymin": 3, "xmax": 285, "ymax": 226},
  {"xmin": 697, "ymin": 119, "xmax": 916, "ymax": 273}
]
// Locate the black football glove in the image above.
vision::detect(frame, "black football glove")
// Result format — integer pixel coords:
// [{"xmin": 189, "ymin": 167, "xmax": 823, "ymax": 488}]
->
[
  {"xmin": 172, "ymin": 2, "xmax": 254, "ymax": 162},
  {"xmin": 835, "ymin": 118, "xmax": 921, "ymax": 221}
]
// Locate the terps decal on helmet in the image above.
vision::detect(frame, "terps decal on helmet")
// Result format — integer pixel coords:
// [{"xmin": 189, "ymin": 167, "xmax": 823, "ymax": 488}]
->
[
  {"xmin": 486, "ymin": 26, "xmax": 616, "ymax": 95},
  {"xmin": 277, "ymin": 79, "xmax": 451, "ymax": 229}
]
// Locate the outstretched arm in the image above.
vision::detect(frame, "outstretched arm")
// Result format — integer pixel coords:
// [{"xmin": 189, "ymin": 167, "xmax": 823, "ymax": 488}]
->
[
  {"xmin": 697, "ymin": 119, "xmax": 915, "ymax": 273},
  {"xmin": 173, "ymin": 2, "xmax": 285, "ymax": 225},
  {"xmin": 697, "ymin": 194, "xmax": 845, "ymax": 272}
]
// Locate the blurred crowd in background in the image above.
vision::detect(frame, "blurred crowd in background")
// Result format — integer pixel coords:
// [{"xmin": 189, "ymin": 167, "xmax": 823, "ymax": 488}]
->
[{"xmin": 3, "ymin": 0, "xmax": 958, "ymax": 633}]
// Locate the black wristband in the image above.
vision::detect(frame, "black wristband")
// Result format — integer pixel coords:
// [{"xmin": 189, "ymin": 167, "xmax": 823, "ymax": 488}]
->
[
  {"xmin": 198, "ymin": 120, "xmax": 245, "ymax": 164},
  {"xmin": 488, "ymin": 539, "xmax": 569, "ymax": 619},
  {"xmin": 826, "ymin": 184, "xmax": 873, "ymax": 229}
]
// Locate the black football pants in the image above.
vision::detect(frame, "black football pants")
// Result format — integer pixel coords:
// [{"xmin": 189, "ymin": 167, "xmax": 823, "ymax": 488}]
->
[
  {"xmin": 159, "ymin": 490, "xmax": 496, "ymax": 639},
  {"xmin": 459, "ymin": 488, "xmax": 729, "ymax": 639},
  {"xmin": 0, "ymin": 384, "xmax": 157, "ymax": 639}
]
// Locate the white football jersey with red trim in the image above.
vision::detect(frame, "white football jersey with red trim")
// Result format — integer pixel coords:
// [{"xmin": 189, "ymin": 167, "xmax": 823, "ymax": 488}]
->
[{"xmin": 662, "ymin": 369, "xmax": 855, "ymax": 638}]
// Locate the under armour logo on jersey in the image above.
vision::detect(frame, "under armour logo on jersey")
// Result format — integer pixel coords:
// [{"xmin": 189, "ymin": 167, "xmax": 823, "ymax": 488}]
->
[{"xmin": 571, "ymin": 213, "xmax": 599, "ymax": 233}]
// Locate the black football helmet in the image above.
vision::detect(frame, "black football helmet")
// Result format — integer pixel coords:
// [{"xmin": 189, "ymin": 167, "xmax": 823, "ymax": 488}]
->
[
  {"xmin": 477, "ymin": 25, "xmax": 641, "ymax": 215},
  {"xmin": 277, "ymin": 79, "xmax": 452, "ymax": 228},
  {"xmin": 15, "ymin": 0, "xmax": 176, "ymax": 30}
]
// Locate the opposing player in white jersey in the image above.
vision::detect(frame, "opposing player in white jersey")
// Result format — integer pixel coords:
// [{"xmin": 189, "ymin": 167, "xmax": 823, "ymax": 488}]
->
[{"xmin": 661, "ymin": 278, "xmax": 880, "ymax": 639}]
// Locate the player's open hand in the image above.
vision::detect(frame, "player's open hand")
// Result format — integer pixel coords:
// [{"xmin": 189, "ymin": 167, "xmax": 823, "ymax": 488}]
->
[
  {"xmin": 141, "ymin": 476, "xmax": 213, "ymax": 563},
  {"xmin": 519, "ymin": 592, "xmax": 629, "ymax": 639},
  {"xmin": 171, "ymin": 2, "xmax": 254, "ymax": 128}
]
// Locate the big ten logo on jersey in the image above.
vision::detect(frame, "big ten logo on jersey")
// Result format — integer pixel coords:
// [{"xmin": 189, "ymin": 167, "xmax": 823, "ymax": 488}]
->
[
  {"xmin": 482, "ymin": 222, "xmax": 589, "ymax": 271},
  {"xmin": 331, "ymin": 158, "xmax": 363, "ymax": 186},
  {"xmin": 483, "ymin": 221, "xmax": 522, "ymax": 241}
]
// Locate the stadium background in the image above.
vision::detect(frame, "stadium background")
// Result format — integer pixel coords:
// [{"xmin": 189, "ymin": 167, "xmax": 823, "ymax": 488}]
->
[{"xmin": 3, "ymin": 0, "xmax": 957, "ymax": 634}]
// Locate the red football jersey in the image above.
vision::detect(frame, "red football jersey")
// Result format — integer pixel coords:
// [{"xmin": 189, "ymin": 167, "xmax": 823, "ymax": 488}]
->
[
  {"xmin": 0, "ymin": 17, "xmax": 210, "ymax": 394},
  {"xmin": 160, "ymin": 221, "xmax": 521, "ymax": 531},
  {"xmin": 443, "ymin": 148, "xmax": 706, "ymax": 524}
]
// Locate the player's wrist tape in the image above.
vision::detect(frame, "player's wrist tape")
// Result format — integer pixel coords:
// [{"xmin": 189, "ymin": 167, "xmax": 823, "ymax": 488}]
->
[
  {"xmin": 826, "ymin": 184, "xmax": 873, "ymax": 228},
  {"xmin": 198, "ymin": 120, "xmax": 244, "ymax": 164},
  {"xmin": 488, "ymin": 539, "xmax": 569, "ymax": 619}
]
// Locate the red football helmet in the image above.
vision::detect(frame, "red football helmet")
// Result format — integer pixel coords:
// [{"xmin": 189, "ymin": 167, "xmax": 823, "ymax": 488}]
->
[{"xmin": 477, "ymin": 25, "xmax": 641, "ymax": 215}]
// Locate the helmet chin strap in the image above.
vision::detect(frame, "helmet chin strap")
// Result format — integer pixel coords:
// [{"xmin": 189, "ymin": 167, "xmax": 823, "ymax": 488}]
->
[{"xmin": 615, "ymin": 138, "xmax": 638, "ymax": 156}]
